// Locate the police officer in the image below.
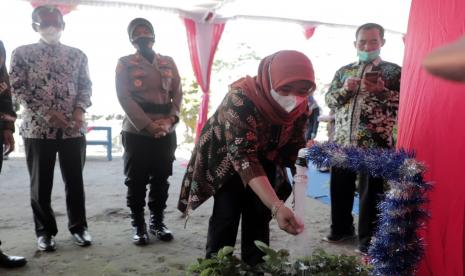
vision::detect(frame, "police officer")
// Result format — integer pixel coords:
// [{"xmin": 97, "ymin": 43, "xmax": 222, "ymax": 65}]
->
[{"xmin": 115, "ymin": 18, "xmax": 182, "ymax": 245}]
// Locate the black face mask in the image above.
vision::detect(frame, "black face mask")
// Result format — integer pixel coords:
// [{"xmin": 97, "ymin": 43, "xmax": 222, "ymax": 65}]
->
[{"xmin": 133, "ymin": 37, "xmax": 155, "ymax": 62}]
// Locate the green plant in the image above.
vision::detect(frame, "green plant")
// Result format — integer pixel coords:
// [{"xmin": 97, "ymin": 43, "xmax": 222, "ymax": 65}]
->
[
  {"xmin": 187, "ymin": 242, "xmax": 372, "ymax": 276},
  {"xmin": 212, "ymin": 42, "xmax": 261, "ymax": 84},
  {"xmin": 254, "ymin": 240, "xmax": 294, "ymax": 275},
  {"xmin": 179, "ymin": 42, "xmax": 260, "ymax": 145},
  {"xmin": 180, "ymin": 79, "xmax": 201, "ymax": 143},
  {"xmin": 187, "ymin": 246, "xmax": 256, "ymax": 276},
  {"xmin": 296, "ymin": 248, "xmax": 372, "ymax": 276}
]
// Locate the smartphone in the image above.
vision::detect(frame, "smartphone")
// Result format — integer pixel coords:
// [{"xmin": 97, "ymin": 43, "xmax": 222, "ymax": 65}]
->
[{"xmin": 364, "ymin": 71, "xmax": 380, "ymax": 83}]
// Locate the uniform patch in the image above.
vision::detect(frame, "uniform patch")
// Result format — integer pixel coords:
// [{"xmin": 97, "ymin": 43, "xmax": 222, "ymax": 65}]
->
[
  {"xmin": 133, "ymin": 79, "xmax": 143, "ymax": 88},
  {"xmin": 131, "ymin": 69, "xmax": 145, "ymax": 78},
  {"xmin": 129, "ymin": 55, "xmax": 142, "ymax": 65},
  {"xmin": 162, "ymin": 69, "xmax": 173, "ymax": 78},
  {"xmin": 157, "ymin": 55, "xmax": 169, "ymax": 65}
]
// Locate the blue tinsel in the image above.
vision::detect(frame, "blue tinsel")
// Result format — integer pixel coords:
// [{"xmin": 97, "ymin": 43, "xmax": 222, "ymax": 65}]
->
[{"xmin": 306, "ymin": 142, "xmax": 430, "ymax": 276}]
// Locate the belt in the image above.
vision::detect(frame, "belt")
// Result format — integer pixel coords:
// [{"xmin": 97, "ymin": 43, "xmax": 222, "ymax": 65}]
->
[{"xmin": 138, "ymin": 103, "xmax": 171, "ymax": 114}]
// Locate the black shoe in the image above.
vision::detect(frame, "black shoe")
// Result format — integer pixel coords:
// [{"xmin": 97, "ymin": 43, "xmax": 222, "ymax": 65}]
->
[
  {"xmin": 37, "ymin": 235, "xmax": 56, "ymax": 252},
  {"xmin": 72, "ymin": 230, "xmax": 92, "ymax": 247},
  {"xmin": 0, "ymin": 251, "xmax": 27, "ymax": 268},
  {"xmin": 132, "ymin": 225, "xmax": 149, "ymax": 246},
  {"xmin": 130, "ymin": 212, "xmax": 149, "ymax": 246},
  {"xmin": 149, "ymin": 222, "xmax": 173, "ymax": 242},
  {"xmin": 322, "ymin": 232, "xmax": 356, "ymax": 243}
]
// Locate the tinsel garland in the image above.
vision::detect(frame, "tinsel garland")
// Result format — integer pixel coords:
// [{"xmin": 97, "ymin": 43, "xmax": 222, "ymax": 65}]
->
[{"xmin": 306, "ymin": 142, "xmax": 431, "ymax": 276}]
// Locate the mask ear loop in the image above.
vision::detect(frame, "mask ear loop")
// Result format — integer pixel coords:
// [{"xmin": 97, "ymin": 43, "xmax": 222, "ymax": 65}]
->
[
  {"xmin": 267, "ymin": 54, "xmax": 276, "ymax": 90},
  {"xmin": 266, "ymin": 54, "xmax": 283, "ymax": 144}
]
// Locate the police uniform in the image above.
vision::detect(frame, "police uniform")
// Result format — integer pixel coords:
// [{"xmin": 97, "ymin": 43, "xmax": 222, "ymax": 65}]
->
[{"xmin": 116, "ymin": 50, "xmax": 182, "ymax": 242}]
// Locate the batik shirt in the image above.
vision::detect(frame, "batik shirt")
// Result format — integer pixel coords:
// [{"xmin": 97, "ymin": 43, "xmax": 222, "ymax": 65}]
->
[
  {"xmin": 178, "ymin": 88, "xmax": 308, "ymax": 213},
  {"xmin": 9, "ymin": 41, "xmax": 92, "ymax": 139},
  {"xmin": 325, "ymin": 58, "xmax": 401, "ymax": 149}
]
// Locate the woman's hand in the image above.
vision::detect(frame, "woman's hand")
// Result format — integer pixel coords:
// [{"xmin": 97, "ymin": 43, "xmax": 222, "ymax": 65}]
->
[
  {"xmin": 248, "ymin": 176, "xmax": 304, "ymax": 235},
  {"xmin": 275, "ymin": 206, "xmax": 304, "ymax": 235}
]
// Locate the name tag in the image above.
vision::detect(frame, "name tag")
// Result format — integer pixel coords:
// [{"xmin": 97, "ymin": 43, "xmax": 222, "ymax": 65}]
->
[{"xmin": 68, "ymin": 83, "xmax": 77, "ymax": 96}]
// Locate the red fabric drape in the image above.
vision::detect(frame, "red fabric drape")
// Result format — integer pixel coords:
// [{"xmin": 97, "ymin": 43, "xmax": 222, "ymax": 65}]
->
[
  {"xmin": 30, "ymin": 1, "xmax": 77, "ymax": 15},
  {"xmin": 183, "ymin": 18, "xmax": 225, "ymax": 142},
  {"xmin": 398, "ymin": 0, "xmax": 465, "ymax": 275},
  {"xmin": 302, "ymin": 25, "xmax": 317, "ymax": 40}
]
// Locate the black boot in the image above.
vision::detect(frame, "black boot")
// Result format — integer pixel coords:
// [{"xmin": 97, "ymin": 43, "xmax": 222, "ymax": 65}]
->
[
  {"xmin": 131, "ymin": 212, "xmax": 149, "ymax": 246},
  {"xmin": 0, "ymin": 250, "xmax": 27, "ymax": 268},
  {"xmin": 149, "ymin": 212, "xmax": 173, "ymax": 241}
]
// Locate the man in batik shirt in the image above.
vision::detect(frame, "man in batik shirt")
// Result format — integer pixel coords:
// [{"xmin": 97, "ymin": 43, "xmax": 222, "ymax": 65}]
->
[
  {"xmin": 9, "ymin": 5, "xmax": 92, "ymax": 252},
  {"xmin": 323, "ymin": 23, "xmax": 401, "ymax": 255}
]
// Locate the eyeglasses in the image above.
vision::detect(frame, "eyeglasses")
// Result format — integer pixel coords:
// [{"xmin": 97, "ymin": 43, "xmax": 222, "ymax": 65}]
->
[
  {"xmin": 277, "ymin": 85, "xmax": 315, "ymax": 97},
  {"xmin": 33, "ymin": 21, "xmax": 63, "ymax": 29}
]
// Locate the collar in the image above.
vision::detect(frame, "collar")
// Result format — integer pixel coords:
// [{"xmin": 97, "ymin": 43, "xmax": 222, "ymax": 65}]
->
[
  {"xmin": 38, "ymin": 39, "xmax": 61, "ymax": 47},
  {"xmin": 133, "ymin": 51, "xmax": 159, "ymax": 66}
]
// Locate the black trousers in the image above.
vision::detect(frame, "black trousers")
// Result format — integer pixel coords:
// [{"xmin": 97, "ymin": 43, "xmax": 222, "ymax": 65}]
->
[
  {"xmin": 206, "ymin": 158, "xmax": 278, "ymax": 267},
  {"xmin": 329, "ymin": 166, "xmax": 384, "ymax": 248},
  {"xmin": 121, "ymin": 131, "xmax": 176, "ymax": 215},
  {"xmin": 24, "ymin": 137, "xmax": 87, "ymax": 237}
]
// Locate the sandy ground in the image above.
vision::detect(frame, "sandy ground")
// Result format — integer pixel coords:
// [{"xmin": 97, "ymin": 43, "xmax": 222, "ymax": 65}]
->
[{"xmin": 0, "ymin": 148, "xmax": 360, "ymax": 276}]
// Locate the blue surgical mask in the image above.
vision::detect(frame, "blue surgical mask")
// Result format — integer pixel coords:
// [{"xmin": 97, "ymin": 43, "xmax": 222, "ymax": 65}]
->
[{"xmin": 357, "ymin": 49, "xmax": 380, "ymax": 62}]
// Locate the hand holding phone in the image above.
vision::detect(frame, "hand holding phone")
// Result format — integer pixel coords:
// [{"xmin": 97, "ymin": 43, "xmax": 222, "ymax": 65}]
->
[
  {"xmin": 364, "ymin": 71, "xmax": 380, "ymax": 83},
  {"xmin": 344, "ymin": 77, "xmax": 361, "ymax": 92},
  {"xmin": 362, "ymin": 71, "xmax": 385, "ymax": 93}
]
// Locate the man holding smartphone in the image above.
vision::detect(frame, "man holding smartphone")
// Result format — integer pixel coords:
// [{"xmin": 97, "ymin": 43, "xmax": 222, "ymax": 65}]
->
[{"xmin": 324, "ymin": 23, "xmax": 401, "ymax": 255}]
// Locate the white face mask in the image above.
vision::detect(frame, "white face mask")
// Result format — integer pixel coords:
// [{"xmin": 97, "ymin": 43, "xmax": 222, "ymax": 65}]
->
[
  {"xmin": 39, "ymin": 27, "xmax": 62, "ymax": 45},
  {"xmin": 271, "ymin": 88, "xmax": 297, "ymax": 113}
]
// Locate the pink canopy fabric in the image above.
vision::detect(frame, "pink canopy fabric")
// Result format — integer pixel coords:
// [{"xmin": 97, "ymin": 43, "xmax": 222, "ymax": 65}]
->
[
  {"xmin": 183, "ymin": 18, "xmax": 225, "ymax": 142},
  {"xmin": 30, "ymin": 0, "xmax": 77, "ymax": 15},
  {"xmin": 301, "ymin": 24, "xmax": 317, "ymax": 40},
  {"xmin": 398, "ymin": 0, "xmax": 465, "ymax": 274}
]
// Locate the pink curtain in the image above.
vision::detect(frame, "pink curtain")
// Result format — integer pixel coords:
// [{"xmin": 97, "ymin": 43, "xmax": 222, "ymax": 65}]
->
[
  {"xmin": 30, "ymin": 1, "xmax": 77, "ymax": 15},
  {"xmin": 398, "ymin": 0, "xmax": 465, "ymax": 275},
  {"xmin": 302, "ymin": 24, "xmax": 317, "ymax": 40},
  {"xmin": 183, "ymin": 18, "xmax": 225, "ymax": 142}
]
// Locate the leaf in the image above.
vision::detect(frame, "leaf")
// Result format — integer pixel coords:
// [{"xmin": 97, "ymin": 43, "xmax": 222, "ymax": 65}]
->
[
  {"xmin": 221, "ymin": 246, "xmax": 235, "ymax": 255},
  {"xmin": 254, "ymin": 240, "xmax": 277, "ymax": 257},
  {"xmin": 188, "ymin": 245, "xmax": 371, "ymax": 275},
  {"xmin": 199, "ymin": 268, "xmax": 214, "ymax": 276}
]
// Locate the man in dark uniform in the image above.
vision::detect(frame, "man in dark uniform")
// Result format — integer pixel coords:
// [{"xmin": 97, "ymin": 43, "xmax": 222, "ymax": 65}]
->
[
  {"xmin": 0, "ymin": 40, "xmax": 27, "ymax": 268},
  {"xmin": 115, "ymin": 18, "xmax": 182, "ymax": 245}
]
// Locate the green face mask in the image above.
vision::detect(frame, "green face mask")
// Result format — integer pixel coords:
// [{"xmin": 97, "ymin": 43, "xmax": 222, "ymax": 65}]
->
[{"xmin": 357, "ymin": 49, "xmax": 380, "ymax": 62}]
